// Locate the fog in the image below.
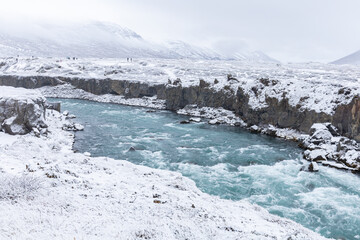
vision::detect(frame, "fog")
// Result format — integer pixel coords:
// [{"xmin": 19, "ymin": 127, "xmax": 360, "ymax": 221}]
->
[{"xmin": 0, "ymin": 0, "xmax": 359, "ymax": 62}]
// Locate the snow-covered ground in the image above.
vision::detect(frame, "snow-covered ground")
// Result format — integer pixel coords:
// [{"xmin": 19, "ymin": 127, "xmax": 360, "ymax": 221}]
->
[
  {"xmin": 1, "ymin": 57, "xmax": 360, "ymax": 114},
  {"xmin": 0, "ymin": 89, "xmax": 330, "ymax": 239},
  {"xmin": 40, "ymin": 83, "xmax": 166, "ymax": 109}
]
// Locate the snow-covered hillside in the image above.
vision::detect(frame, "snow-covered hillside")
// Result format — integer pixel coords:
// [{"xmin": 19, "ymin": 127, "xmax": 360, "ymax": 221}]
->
[
  {"xmin": 332, "ymin": 50, "xmax": 360, "ymax": 65},
  {"xmin": 0, "ymin": 21, "xmax": 277, "ymax": 62},
  {"xmin": 0, "ymin": 22, "xmax": 173, "ymax": 59}
]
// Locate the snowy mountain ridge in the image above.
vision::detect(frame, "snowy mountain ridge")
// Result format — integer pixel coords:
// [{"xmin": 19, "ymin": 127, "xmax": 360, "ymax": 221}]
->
[
  {"xmin": 332, "ymin": 50, "xmax": 360, "ymax": 65},
  {"xmin": 0, "ymin": 21, "xmax": 277, "ymax": 62}
]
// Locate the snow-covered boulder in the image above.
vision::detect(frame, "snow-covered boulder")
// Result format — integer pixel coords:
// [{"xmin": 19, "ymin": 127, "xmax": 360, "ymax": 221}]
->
[
  {"xmin": 304, "ymin": 149, "xmax": 327, "ymax": 161},
  {"xmin": 308, "ymin": 162, "xmax": 320, "ymax": 172},
  {"xmin": 249, "ymin": 125, "xmax": 261, "ymax": 133},
  {"xmin": 299, "ymin": 122, "xmax": 360, "ymax": 171},
  {"xmin": 309, "ymin": 123, "xmax": 333, "ymax": 144},
  {"xmin": 62, "ymin": 122, "xmax": 84, "ymax": 131},
  {"xmin": 208, "ymin": 119, "xmax": 219, "ymax": 125},
  {"xmin": 0, "ymin": 86, "xmax": 47, "ymax": 135}
]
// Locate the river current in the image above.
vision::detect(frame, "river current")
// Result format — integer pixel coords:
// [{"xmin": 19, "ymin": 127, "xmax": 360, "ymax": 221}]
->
[{"xmin": 53, "ymin": 98, "xmax": 360, "ymax": 239}]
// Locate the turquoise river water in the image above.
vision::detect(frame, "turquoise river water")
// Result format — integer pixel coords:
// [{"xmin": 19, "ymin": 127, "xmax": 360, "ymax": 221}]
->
[{"xmin": 54, "ymin": 98, "xmax": 360, "ymax": 240}]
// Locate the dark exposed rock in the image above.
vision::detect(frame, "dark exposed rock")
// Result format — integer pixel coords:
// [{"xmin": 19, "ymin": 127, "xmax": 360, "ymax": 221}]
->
[
  {"xmin": 173, "ymin": 78, "xmax": 182, "ymax": 86},
  {"xmin": 104, "ymin": 69, "xmax": 123, "ymax": 76},
  {"xmin": 199, "ymin": 79, "xmax": 210, "ymax": 88},
  {"xmin": 326, "ymin": 123, "xmax": 340, "ymax": 136},
  {"xmin": 338, "ymin": 87, "xmax": 351, "ymax": 95},
  {"xmin": 180, "ymin": 120, "xmax": 190, "ymax": 124},
  {"xmin": 308, "ymin": 162, "xmax": 319, "ymax": 172},
  {"xmin": 333, "ymin": 96, "xmax": 360, "ymax": 142},
  {"xmin": 227, "ymin": 74, "xmax": 239, "ymax": 82},
  {"xmin": 259, "ymin": 78, "xmax": 270, "ymax": 86}
]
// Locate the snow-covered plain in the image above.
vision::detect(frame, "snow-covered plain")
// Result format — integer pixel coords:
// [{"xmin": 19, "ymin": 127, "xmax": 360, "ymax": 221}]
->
[
  {"xmin": 1, "ymin": 57, "xmax": 359, "ymax": 115},
  {"xmin": 0, "ymin": 87, "xmax": 329, "ymax": 239}
]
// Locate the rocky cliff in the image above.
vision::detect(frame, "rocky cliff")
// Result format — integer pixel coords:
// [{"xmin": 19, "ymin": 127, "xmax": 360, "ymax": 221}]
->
[
  {"xmin": 0, "ymin": 86, "xmax": 47, "ymax": 135},
  {"xmin": 0, "ymin": 75, "xmax": 359, "ymax": 142}
]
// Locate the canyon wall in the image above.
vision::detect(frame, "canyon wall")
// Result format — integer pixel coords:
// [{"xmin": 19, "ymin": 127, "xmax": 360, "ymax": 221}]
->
[{"xmin": 0, "ymin": 75, "xmax": 359, "ymax": 141}]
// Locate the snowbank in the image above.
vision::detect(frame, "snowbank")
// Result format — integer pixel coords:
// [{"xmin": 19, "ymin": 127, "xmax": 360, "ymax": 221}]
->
[{"xmin": 0, "ymin": 89, "xmax": 328, "ymax": 239}]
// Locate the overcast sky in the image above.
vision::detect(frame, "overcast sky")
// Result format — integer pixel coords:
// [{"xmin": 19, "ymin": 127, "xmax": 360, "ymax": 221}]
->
[{"xmin": 0, "ymin": 0, "xmax": 359, "ymax": 62}]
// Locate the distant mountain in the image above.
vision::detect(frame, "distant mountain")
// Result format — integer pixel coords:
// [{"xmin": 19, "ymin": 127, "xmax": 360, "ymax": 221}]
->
[
  {"xmin": 217, "ymin": 49, "xmax": 278, "ymax": 63},
  {"xmin": 166, "ymin": 41, "xmax": 222, "ymax": 60},
  {"xmin": 0, "ymin": 21, "xmax": 278, "ymax": 62},
  {"xmin": 332, "ymin": 50, "xmax": 360, "ymax": 65},
  {"xmin": 0, "ymin": 21, "xmax": 173, "ymax": 58}
]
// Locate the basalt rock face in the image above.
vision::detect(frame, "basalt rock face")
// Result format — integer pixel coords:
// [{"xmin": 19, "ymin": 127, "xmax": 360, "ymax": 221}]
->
[
  {"xmin": 0, "ymin": 75, "xmax": 359, "ymax": 141},
  {"xmin": 0, "ymin": 75, "xmax": 166, "ymax": 99},
  {"xmin": 0, "ymin": 75, "xmax": 64, "ymax": 89},
  {"xmin": 163, "ymin": 84, "xmax": 334, "ymax": 135},
  {"xmin": 333, "ymin": 97, "xmax": 360, "ymax": 142},
  {"xmin": 164, "ymin": 84, "xmax": 237, "ymax": 111},
  {"xmin": 234, "ymin": 88, "xmax": 332, "ymax": 133},
  {"xmin": 61, "ymin": 77, "xmax": 167, "ymax": 99},
  {"xmin": 0, "ymin": 89, "xmax": 47, "ymax": 135}
]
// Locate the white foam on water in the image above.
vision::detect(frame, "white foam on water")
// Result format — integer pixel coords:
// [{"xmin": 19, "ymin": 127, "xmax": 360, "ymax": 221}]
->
[
  {"xmin": 181, "ymin": 134, "xmax": 192, "ymax": 138},
  {"xmin": 296, "ymin": 187, "xmax": 360, "ymax": 219},
  {"xmin": 141, "ymin": 132, "xmax": 171, "ymax": 141},
  {"xmin": 123, "ymin": 133, "xmax": 170, "ymax": 143},
  {"xmin": 100, "ymin": 123, "xmax": 118, "ymax": 129},
  {"xmin": 191, "ymin": 136, "xmax": 205, "ymax": 143},
  {"xmin": 236, "ymin": 144, "xmax": 273, "ymax": 154},
  {"xmin": 139, "ymin": 150, "xmax": 165, "ymax": 167},
  {"xmin": 209, "ymin": 163, "xmax": 231, "ymax": 173},
  {"xmin": 318, "ymin": 165, "xmax": 360, "ymax": 193},
  {"xmin": 100, "ymin": 110, "xmax": 124, "ymax": 115},
  {"xmin": 205, "ymin": 146, "xmax": 228, "ymax": 162},
  {"xmin": 176, "ymin": 147, "xmax": 202, "ymax": 152},
  {"xmin": 163, "ymin": 123, "xmax": 191, "ymax": 131}
]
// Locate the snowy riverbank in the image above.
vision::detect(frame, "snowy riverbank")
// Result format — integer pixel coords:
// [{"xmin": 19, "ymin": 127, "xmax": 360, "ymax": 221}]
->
[
  {"xmin": 0, "ymin": 89, "xmax": 329, "ymax": 239},
  {"xmin": 39, "ymin": 83, "xmax": 360, "ymax": 173}
]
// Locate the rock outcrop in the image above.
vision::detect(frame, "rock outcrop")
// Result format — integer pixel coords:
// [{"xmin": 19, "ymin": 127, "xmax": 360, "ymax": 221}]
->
[
  {"xmin": 301, "ymin": 123, "xmax": 360, "ymax": 172},
  {"xmin": 0, "ymin": 86, "xmax": 47, "ymax": 135}
]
